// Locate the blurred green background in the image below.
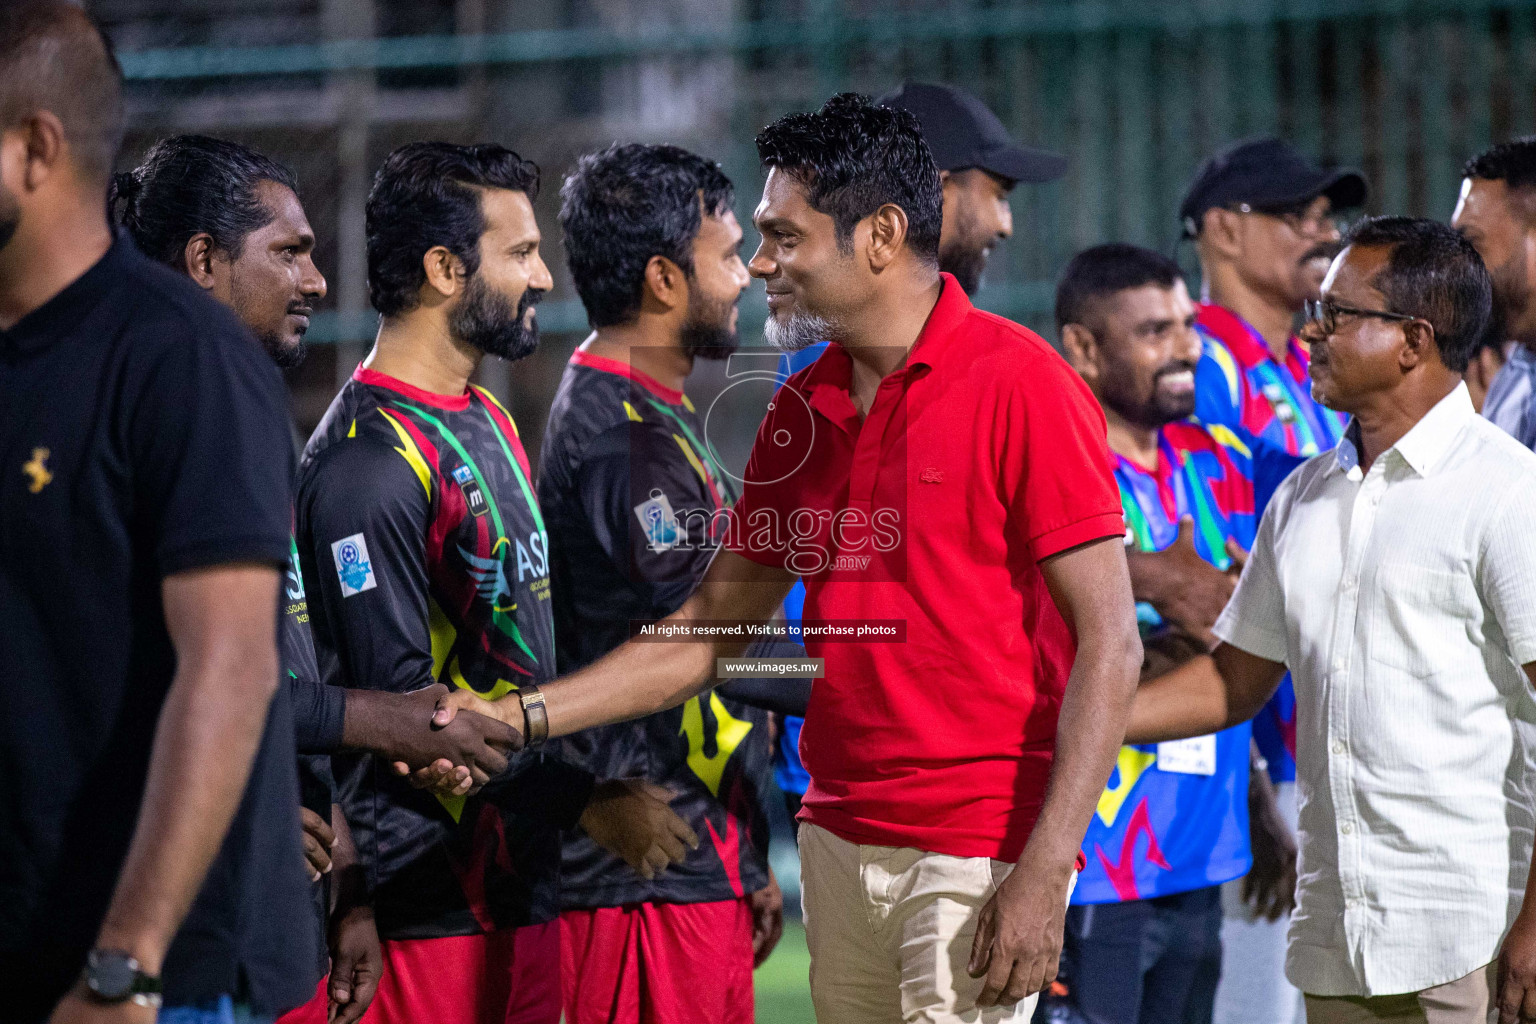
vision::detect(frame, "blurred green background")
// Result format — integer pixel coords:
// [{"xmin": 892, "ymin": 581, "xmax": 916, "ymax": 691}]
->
[{"xmin": 98, "ymin": 0, "xmax": 1536, "ymax": 466}]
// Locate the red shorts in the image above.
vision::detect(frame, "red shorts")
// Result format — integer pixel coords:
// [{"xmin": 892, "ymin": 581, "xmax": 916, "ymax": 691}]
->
[
  {"xmin": 276, "ymin": 920, "xmax": 560, "ymax": 1024},
  {"xmin": 560, "ymin": 898, "xmax": 754, "ymax": 1024}
]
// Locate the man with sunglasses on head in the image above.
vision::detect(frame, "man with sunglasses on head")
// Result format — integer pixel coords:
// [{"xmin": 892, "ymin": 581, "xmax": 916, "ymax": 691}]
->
[{"xmin": 1124, "ymin": 216, "xmax": 1536, "ymax": 1024}]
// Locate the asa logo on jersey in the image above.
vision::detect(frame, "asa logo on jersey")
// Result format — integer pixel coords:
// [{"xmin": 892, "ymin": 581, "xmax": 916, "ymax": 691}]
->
[
  {"xmin": 452, "ymin": 464, "xmax": 489, "ymax": 517},
  {"xmin": 634, "ymin": 490, "xmax": 681, "ymax": 552},
  {"xmin": 331, "ymin": 533, "xmax": 377, "ymax": 597},
  {"xmin": 286, "ymin": 539, "xmax": 306, "ymax": 602}
]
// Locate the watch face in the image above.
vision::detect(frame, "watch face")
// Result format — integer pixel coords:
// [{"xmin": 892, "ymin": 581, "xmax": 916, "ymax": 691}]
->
[{"xmin": 86, "ymin": 950, "xmax": 137, "ymax": 1001}]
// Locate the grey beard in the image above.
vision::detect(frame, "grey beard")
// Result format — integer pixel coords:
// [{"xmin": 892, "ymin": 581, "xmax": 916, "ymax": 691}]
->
[{"xmin": 765, "ymin": 308, "xmax": 839, "ymax": 353}]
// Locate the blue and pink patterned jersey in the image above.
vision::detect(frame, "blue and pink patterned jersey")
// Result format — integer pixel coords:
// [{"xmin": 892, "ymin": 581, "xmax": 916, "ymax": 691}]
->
[
  {"xmin": 1194, "ymin": 302, "xmax": 1345, "ymax": 457},
  {"xmin": 1194, "ymin": 303, "xmax": 1334, "ymax": 783},
  {"xmin": 1073, "ymin": 420, "xmax": 1255, "ymax": 905}
]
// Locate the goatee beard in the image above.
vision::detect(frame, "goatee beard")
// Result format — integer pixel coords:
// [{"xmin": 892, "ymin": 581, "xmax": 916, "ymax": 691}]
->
[
  {"xmin": 939, "ymin": 240, "xmax": 988, "ymax": 296},
  {"xmin": 680, "ymin": 291, "xmax": 739, "ymax": 361},
  {"xmin": 263, "ymin": 333, "xmax": 307, "ymax": 369},
  {"xmin": 451, "ymin": 273, "xmax": 542, "ymax": 362},
  {"xmin": 765, "ymin": 308, "xmax": 838, "ymax": 353}
]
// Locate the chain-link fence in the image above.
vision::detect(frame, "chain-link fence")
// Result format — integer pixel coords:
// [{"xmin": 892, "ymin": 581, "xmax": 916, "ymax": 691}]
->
[{"xmin": 100, "ymin": 0, "xmax": 1536, "ymax": 464}]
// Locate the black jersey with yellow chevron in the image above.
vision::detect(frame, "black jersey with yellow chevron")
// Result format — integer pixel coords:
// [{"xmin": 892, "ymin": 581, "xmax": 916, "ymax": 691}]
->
[
  {"xmin": 540, "ymin": 349, "xmax": 771, "ymax": 908},
  {"xmin": 296, "ymin": 365, "xmax": 592, "ymax": 940}
]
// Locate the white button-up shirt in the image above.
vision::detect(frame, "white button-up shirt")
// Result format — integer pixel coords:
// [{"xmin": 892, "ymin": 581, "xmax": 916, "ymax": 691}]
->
[{"xmin": 1215, "ymin": 383, "xmax": 1536, "ymax": 997}]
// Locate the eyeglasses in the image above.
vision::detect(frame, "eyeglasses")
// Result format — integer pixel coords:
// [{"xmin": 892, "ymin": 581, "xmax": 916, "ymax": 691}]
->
[
  {"xmin": 1304, "ymin": 298, "xmax": 1424, "ymax": 337},
  {"xmin": 1232, "ymin": 202, "xmax": 1343, "ymax": 237}
]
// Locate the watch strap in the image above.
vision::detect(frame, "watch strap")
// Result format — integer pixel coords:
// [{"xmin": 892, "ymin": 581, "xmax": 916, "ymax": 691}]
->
[
  {"xmin": 83, "ymin": 949, "xmax": 162, "ymax": 1008},
  {"xmin": 519, "ymin": 684, "xmax": 548, "ymax": 748}
]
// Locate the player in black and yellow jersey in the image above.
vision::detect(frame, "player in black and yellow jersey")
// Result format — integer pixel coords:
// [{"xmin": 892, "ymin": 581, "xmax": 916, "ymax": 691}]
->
[
  {"xmin": 543, "ymin": 143, "xmax": 806, "ymax": 1024},
  {"xmin": 295, "ymin": 142, "xmax": 695, "ymax": 1024}
]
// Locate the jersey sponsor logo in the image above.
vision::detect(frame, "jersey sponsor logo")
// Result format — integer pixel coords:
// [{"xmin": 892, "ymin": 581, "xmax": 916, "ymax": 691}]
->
[
  {"xmin": 513, "ymin": 531, "xmax": 548, "ymax": 582},
  {"xmin": 452, "ymin": 464, "xmax": 489, "ymax": 517},
  {"xmin": 1261, "ymin": 381, "xmax": 1297, "ymax": 423},
  {"xmin": 22, "ymin": 446, "xmax": 52, "ymax": 493},
  {"xmin": 286, "ymin": 537, "xmax": 306, "ymax": 601},
  {"xmin": 634, "ymin": 489, "xmax": 681, "ymax": 551},
  {"xmin": 331, "ymin": 533, "xmax": 378, "ymax": 597}
]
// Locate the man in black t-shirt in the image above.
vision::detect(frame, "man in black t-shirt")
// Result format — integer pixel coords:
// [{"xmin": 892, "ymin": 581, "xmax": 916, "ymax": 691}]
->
[
  {"xmin": 296, "ymin": 142, "xmax": 695, "ymax": 1024},
  {"xmin": 543, "ymin": 143, "xmax": 791, "ymax": 1024},
  {"xmin": 114, "ymin": 134, "xmax": 417, "ymax": 1024},
  {"xmin": 0, "ymin": 6, "xmax": 309, "ymax": 1022}
]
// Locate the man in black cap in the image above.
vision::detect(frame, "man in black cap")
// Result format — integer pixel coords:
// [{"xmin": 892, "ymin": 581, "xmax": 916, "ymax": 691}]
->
[
  {"xmin": 879, "ymin": 81, "xmax": 1066, "ymax": 296},
  {"xmin": 1182, "ymin": 137, "xmax": 1366, "ymax": 457}
]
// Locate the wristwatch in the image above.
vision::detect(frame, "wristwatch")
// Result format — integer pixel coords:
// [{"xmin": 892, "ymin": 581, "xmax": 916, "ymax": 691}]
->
[
  {"xmin": 518, "ymin": 683, "xmax": 548, "ymax": 749},
  {"xmin": 82, "ymin": 949, "xmax": 162, "ymax": 1008}
]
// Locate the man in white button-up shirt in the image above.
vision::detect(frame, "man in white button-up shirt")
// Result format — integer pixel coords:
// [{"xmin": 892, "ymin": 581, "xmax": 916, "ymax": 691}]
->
[{"xmin": 1126, "ymin": 216, "xmax": 1536, "ymax": 1024}]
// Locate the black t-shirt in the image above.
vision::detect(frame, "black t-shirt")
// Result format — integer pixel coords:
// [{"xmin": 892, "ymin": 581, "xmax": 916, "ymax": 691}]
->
[
  {"xmin": 296, "ymin": 367, "xmax": 592, "ymax": 940},
  {"xmin": 539, "ymin": 352, "xmax": 773, "ymax": 909},
  {"xmin": 0, "ymin": 236, "xmax": 312, "ymax": 1019}
]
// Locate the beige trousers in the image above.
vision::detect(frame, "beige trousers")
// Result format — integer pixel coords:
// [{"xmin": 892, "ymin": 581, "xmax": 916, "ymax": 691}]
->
[
  {"xmin": 1303, "ymin": 963, "xmax": 1498, "ymax": 1024},
  {"xmin": 799, "ymin": 821, "xmax": 1070, "ymax": 1024}
]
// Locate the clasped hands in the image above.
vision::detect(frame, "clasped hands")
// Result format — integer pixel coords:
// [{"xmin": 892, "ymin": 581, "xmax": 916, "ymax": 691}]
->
[{"xmin": 387, "ymin": 686, "xmax": 698, "ymax": 881}]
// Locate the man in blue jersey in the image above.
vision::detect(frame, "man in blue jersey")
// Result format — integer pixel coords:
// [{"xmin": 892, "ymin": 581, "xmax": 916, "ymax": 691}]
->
[{"xmin": 1043, "ymin": 245, "xmax": 1289, "ymax": 1024}]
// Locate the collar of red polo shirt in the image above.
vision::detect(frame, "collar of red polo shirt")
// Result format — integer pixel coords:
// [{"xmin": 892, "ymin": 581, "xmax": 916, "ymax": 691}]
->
[{"xmin": 788, "ymin": 272, "xmax": 974, "ymax": 432}]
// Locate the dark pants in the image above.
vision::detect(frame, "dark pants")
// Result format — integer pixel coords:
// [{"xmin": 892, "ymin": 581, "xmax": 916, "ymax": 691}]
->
[{"xmin": 1035, "ymin": 885, "xmax": 1223, "ymax": 1024}]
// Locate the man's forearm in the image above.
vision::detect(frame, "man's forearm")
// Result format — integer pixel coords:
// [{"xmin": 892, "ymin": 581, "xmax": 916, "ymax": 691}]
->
[
  {"xmin": 542, "ymin": 621, "xmax": 730, "ymax": 738},
  {"xmin": 1125, "ymin": 654, "xmax": 1244, "ymax": 744},
  {"xmin": 1123, "ymin": 549, "xmax": 1166, "ymax": 606},
  {"xmin": 94, "ymin": 658, "xmax": 278, "ymax": 972},
  {"xmin": 1017, "ymin": 627, "xmax": 1142, "ymax": 873},
  {"xmin": 341, "ymin": 687, "xmax": 419, "ymax": 752}
]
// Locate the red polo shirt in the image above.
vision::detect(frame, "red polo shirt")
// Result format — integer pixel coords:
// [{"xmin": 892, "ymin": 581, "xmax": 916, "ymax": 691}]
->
[{"xmin": 726, "ymin": 275, "xmax": 1122, "ymax": 861}]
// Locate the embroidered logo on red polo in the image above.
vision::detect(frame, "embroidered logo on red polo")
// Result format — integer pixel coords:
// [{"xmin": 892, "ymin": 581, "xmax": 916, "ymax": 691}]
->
[{"xmin": 919, "ymin": 467, "xmax": 944, "ymax": 483}]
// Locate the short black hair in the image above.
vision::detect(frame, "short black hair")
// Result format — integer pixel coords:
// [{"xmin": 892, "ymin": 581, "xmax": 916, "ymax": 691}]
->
[
  {"xmin": 0, "ymin": 1, "xmax": 124, "ymax": 184},
  {"xmin": 1343, "ymin": 215, "xmax": 1492, "ymax": 373},
  {"xmin": 366, "ymin": 142, "xmax": 540, "ymax": 318},
  {"xmin": 755, "ymin": 92, "xmax": 942, "ymax": 262},
  {"xmin": 1464, "ymin": 138, "xmax": 1536, "ymax": 193},
  {"xmin": 559, "ymin": 143, "xmax": 734, "ymax": 329},
  {"xmin": 112, "ymin": 135, "xmax": 298, "ymax": 268},
  {"xmin": 1055, "ymin": 243, "xmax": 1186, "ymax": 332}
]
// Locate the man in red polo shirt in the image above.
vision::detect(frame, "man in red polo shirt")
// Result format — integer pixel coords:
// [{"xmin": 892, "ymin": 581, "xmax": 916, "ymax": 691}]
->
[{"xmin": 434, "ymin": 93, "xmax": 1142, "ymax": 1022}]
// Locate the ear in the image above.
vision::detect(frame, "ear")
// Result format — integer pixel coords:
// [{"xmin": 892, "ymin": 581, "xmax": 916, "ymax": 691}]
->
[
  {"xmin": 865, "ymin": 202, "xmax": 910, "ymax": 272},
  {"xmin": 182, "ymin": 233, "xmax": 219, "ymax": 291},
  {"xmin": 1397, "ymin": 319, "xmax": 1435, "ymax": 371},
  {"xmin": 1060, "ymin": 323, "xmax": 1100, "ymax": 383},
  {"xmin": 17, "ymin": 112, "xmax": 66, "ymax": 191},
  {"xmin": 642, "ymin": 254, "xmax": 686, "ymax": 312},
  {"xmin": 421, "ymin": 245, "xmax": 463, "ymax": 300},
  {"xmin": 1199, "ymin": 207, "xmax": 1244, "ymax": 261}
]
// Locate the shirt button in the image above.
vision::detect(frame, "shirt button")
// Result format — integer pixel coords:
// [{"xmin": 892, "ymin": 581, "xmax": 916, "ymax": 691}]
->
[
  {"xmin": 1332, "ymin": 740, "xmax": 1346, "ymax": 755},
  {"xmin": 1341, "ymin": 822, "xmax": 1354, "ymax": 835}
]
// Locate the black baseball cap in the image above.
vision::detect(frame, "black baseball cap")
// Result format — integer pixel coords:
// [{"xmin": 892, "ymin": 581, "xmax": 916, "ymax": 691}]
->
[
  {"xmin": 1180, "ymin": 137, "xmax": 1367, "ymax": 237},
  {"xmin": 876, "ymin": 81, "xmax": 1068, "ymax": 184}
]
